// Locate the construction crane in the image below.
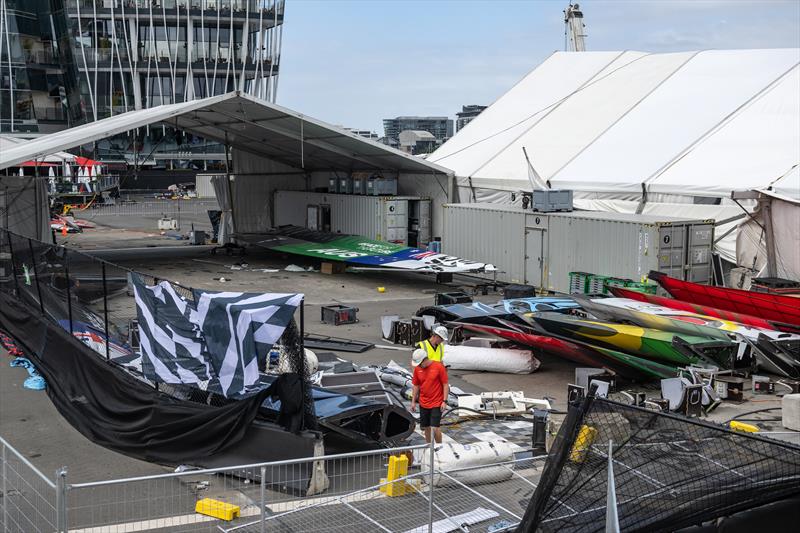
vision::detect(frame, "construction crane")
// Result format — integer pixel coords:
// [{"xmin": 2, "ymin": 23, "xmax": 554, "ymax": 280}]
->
[{"xmin": 564, "ymin": 3, "xmax": 587, "ymax": 52}]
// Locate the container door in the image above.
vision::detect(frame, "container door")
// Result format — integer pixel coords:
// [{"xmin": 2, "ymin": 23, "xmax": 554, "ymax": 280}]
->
[
  {"xmin": 657, "ymin": 225, "xmax": 685, "ymax": 279},
  {"xmin": 686, "ymin": 223, "xmax": 714, "ymax": 283},
  {"xmin": 383, "ymin": 200, "xmax": 408, "ymax": 244},
  {"xmin": 525, "ymin": 228, "xmax": 545, "ymax": 287},
  {"xmin": 306, "ymin": 205, "xmax": 319, "ymax": 230}
]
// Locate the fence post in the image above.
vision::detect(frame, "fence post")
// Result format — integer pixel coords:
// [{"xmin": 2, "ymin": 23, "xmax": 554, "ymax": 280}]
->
[
  {"xmin": 428, "ymin": 438, "xmax": 435, "ymax": 533},
  {"xmin": 260, "ymin": 466, "xmax": 267, "ymax": 533},
  {"xmin": 28, "ymin": 238, "xmax": 46, "ymax": 315},
  {"xmin": 55, "ymin": 467, "xmax": 68, "ymax": 533},
  {"xmin": 101, "ymin": 262, "xmax": 110, "ymax": 360},
  {"xmin": 6, "ymin": 232, "xmax": 21, "ymax": 296},
  {"xmin": 64, "ymin": 254, "xmax": 73, "ymax": 335},
  {"xmin": 2, "ymin": 443, "xmax": 8, "ymax": 533}
]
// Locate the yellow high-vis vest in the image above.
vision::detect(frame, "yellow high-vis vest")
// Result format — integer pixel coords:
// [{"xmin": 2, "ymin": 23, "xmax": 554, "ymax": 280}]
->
[{"xmin": 417, "ymin": 339, "xmax": 444, "ymax": 363}]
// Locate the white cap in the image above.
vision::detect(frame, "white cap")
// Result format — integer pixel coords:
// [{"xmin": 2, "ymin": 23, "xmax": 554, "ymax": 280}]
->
[
  {"xmin": 411, "ymin": 349, "xmax": 427, "ymax": 367},
  {"xmin": 433, "ymin": 325, "xmax": 449, "ymax": 343}
]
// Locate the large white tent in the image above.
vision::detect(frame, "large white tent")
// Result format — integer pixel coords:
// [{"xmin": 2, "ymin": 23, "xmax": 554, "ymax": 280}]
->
[
  {"xmin": 430, "ymin": 49, "xmax": 799, "ymax": 200},
  {"xmin": 429, "ymin": 49, "xmax": 800, "ymax": 263}
]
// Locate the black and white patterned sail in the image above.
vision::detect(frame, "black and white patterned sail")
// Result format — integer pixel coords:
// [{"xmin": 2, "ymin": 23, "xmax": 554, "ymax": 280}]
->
[
  {"xmin": 133, "ymin": 275, "xmax": 301, "ymax": 397},
  {"xmin": 191, "ymin": 289, "xmax": 302, "ymax": 397}
]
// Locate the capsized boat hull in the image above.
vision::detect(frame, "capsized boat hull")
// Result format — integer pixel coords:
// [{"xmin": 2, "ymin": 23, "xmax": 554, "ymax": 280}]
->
[
  {"xmin": 523, "ymin": 311, "xmax": 734, "ymax": 367},
  {"xmin": 609, "ymin": 286, "xmax": 781, "ymax": 331},
  {"xmin": 583, "ymin": 297, "xmax": 799, "ymax": 376},
  {"xmin": 649, "ymin": 271, "xmax": 800, "ymax": 331},
  {"xmin": 452, "ymin": 320, "xmax": 676, "ymax": 380}
]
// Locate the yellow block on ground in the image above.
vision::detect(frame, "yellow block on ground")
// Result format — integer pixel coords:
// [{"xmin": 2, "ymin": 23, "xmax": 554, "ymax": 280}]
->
[
  {"xmin": 729, "ymin": 420, "xmax": 759, "ymax": 433},
  {"xmin": 569, "ymin": 425, "xmax": 598, "ymax": 463},
  {"xmin": 380, "ymin": 455, "xmax": 411, "ymax": 497},
  {"xmin": 195, "ymin": 498, "xmax": 240, "ymax": 521}
]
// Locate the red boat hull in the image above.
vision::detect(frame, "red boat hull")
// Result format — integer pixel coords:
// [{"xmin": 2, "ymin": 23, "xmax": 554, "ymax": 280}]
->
[{"xmin": 648, "ymin": 271, "xmax": 800, "ymax": 329}]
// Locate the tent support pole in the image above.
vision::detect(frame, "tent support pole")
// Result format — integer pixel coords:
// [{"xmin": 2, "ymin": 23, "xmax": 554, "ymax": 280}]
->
[
  {"xmin": 760, "ymin": 197, "xmax": 777, "ymax": 277},
  {"xmin": 102, "ymin": 262, "xmax": 110, "ymax": 361},
  {"xmin": 224, "ymin": 134, "xmax": 237, "ymax": 240},
  {"xmin": 64, "ymin": 254, "xmax": 73, "ymax": 335},
  {"xmin": 300, "ymin": 298, "xmax": 305, "ymax": 351}
]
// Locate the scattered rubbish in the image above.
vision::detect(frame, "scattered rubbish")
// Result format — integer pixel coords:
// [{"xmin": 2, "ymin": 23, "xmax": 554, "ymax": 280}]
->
[
  {"xmin": 174, "ymin": 465, "xmax": 202, "ymax": 473},
  {"xmin": 404, "ymin": 508, "xmax": 500, "ymax": 533},
  {"xmin": 219, "ymin": 277, "xmax": 227, "ymax": 283},
  {"xmin": 303, "ymin": 334, "xmax": 374, "ymax": 353},
  {"xmin": 284, "ymin": 264, "xmax": 315, "ymax": 272},
  {"xmin": 10, "ymin": 358, "xmax": 46, "ymax": 390},
  {"xmin": 377, "ymin": 286, "xmax": 386, "ymax": 293},
  {"xmin": 320, "ymin": 304, "xmax": 359, "ymax": 325},
  {"xmin": 488, "ymin": 520, "xmax": 515, "ymax": 532}
]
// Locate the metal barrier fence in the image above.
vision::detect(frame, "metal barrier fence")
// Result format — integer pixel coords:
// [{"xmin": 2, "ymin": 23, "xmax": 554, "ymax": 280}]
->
[
  {"xmin": 0, "ymin": 436, "xmax": 542, "ymax": 533},
  {"xmin": 0, "ymin": 437, "xmax": 62, "ymax": 533},
  {"xmin": 74, "ymin": 198, "xmax": 219, "ymax": 218}
]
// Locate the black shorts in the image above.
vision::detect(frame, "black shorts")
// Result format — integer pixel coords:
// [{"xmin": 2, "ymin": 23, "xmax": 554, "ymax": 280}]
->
[{"xmin": 419, "ymin": 406, "xmax": 442, "ymax": 428}]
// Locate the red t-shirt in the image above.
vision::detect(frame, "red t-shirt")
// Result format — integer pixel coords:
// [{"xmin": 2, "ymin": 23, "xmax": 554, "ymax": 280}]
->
[{"xmin": 412, "ymin": 361, "xmax": 448, "ymax": 409}]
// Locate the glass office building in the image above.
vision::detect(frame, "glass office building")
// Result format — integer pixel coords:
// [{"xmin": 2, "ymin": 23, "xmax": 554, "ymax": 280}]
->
[{"xmin": 1, "ymin": 0, "xmax": 284, "ymax": 164}]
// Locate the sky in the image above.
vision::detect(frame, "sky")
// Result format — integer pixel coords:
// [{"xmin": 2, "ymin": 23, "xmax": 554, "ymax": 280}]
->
[{"xmin": 277, "ymin": 0, "xmax": 800, "ymax": 134}]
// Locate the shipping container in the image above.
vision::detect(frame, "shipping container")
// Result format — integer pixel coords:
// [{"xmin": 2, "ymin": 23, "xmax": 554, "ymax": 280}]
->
[
  {"xmin": 442, "ymin": 204, "xmax": 528, "ymax": 283},
  {"xmin": 274, "ymin": 191, "xmax": 431, "ymax": 246},
  {"xmin": 195, "ymin": 173, "xmax": 222, "ymax": 198},
  {"xmin": 442, "ymin": 203, "xmax": 714, "ymax": 292}
]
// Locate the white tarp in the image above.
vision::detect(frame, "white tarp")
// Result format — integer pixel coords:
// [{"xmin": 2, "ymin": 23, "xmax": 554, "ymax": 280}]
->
[
  {"xmin": 736, "ymin": 191, "xmax": 800, "ymax": 281},
  {"xmin": 430, "ymin": 49, "xmax": 800, "ymax": 201}
]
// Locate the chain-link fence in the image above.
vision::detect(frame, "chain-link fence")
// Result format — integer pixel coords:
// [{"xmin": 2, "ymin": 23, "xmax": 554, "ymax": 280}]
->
[
  {"xmin": 520, "ymin": 394, "xmax": 800, "ymax": 533},
  {"xmin": 71, "ymin": 198, "xmax": 219, "ymax": 218}
]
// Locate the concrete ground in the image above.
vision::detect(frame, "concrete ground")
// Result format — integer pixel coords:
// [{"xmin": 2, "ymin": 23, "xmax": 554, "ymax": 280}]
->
[{"xmin": 3, "ymin": 218, "xmax": 798, "ymax": 488}]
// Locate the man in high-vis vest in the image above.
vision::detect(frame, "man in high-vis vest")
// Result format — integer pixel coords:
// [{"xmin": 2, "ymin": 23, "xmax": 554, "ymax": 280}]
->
[{"xmin": 416, "ymin": 325, "xmax": 449, "ymax": 364}]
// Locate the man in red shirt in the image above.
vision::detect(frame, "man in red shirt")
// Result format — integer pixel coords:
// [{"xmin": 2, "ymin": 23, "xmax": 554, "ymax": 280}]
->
[{"xmin": 410, "ymin": 348, "xmax": 449, "ymax": 444}]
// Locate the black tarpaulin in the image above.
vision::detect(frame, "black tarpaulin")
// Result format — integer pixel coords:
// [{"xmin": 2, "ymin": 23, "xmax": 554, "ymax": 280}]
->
[{"xmin": 0, "ymin": 292, "xmax": 269, "ymax": 465}]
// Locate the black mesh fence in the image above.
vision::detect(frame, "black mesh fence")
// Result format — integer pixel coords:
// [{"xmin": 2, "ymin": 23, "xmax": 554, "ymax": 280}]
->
[
  {"xmin": 519, "ymin": 394, "xmax": 800, "ymax": 532},
  {"xmin": 0, "ymin": 227, "xmax": 305, "ymax": 402}
]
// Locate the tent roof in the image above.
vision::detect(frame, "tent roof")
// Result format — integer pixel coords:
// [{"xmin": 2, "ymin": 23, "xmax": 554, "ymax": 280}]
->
[
  {"xmin": 0, "ymin": 92, "xmax": 452, "ymax": 176},
  {"xmin": 429, "ymin": 49, "xmax": 800, "ymax": 199},
  {"xmin": 0, "ymin": 135, "xmax": 76, "ymax": 164}
]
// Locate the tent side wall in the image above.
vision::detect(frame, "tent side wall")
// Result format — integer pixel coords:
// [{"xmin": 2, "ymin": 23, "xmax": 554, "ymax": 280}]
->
[
  {"xmin": 231, "ymin": 151, "xmax": 451, "ymax": 239},
  {"xmin": 0, "ymin": 177, "xmax": 50, "ymax": 242}
]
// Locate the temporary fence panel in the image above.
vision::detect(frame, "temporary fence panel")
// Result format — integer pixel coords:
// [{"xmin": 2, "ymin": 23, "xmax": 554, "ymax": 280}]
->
[{"xmin": 0, "ymin": 437, "xmax": 59, "ymax": 533}]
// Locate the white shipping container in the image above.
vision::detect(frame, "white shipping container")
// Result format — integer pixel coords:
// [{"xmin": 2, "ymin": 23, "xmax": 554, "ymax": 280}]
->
[
  {"xmin": 442, "ymin": 204, "xmax": 714, "ymax": 292},
  {"xmin": 274, "ymin": 191, "xmax": 431, "ymax": 246}
]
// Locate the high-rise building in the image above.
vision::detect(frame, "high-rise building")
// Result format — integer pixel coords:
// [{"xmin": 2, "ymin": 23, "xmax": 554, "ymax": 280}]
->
[
  {"xmin": 1, "ymin": 0, "xmax": 284, "ymax": 164},
  {"xmin": 455, "ymin": 105, "xmax": 486, "ymax": 132},
  {"xmin": 382, "ymin": 116, "xmax": 453, "ymax": 148}
]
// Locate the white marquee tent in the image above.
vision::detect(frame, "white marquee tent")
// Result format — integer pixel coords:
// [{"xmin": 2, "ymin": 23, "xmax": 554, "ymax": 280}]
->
[{"xmin": 429, "ymin": 49, "xmax": 800, "ymax": 262}]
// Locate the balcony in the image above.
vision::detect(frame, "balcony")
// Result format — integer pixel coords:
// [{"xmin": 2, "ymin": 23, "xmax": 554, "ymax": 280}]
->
[{"xmin": 67, "ymin": 0, "xmax": 284, "ymax": 20}]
